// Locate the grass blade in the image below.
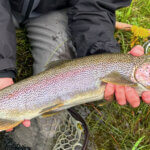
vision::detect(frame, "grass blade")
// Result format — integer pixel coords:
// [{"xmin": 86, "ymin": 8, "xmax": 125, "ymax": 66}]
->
[{"xmin": 132, "ymin": 136, "xmax": 145, "ymax": 150}]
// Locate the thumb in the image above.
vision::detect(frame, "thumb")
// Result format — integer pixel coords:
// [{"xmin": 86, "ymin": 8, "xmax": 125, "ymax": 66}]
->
[
  {"xmin": 128, "ymin": 45, "xmax": 144, "ymax": 56},
  {"xmin": 22, "ymin": 120, "xmax": 31, "ymax": 127}
]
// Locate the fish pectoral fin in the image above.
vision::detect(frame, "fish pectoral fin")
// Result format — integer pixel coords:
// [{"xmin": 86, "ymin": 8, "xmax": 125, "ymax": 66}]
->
[
  {"xmin": 40, "ymin": 103, "xmax": 64, "ymax": 115},
  {"xmin": 100, "ymin": 72, "xmax": 137, "ymax": 87},
  {"xmin": 0, "ymin": 119, "xmax": 22, "ymax": 131}
]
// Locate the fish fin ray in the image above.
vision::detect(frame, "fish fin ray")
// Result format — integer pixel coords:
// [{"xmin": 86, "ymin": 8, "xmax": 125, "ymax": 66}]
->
[
  {"xmin": 101, "ymin": 72, "xmax": 137, "ymax": 87},
  {"xmin": 42, "ymin": 112, "xmax": 59, "ymax": 118},
  {"xmin": 45, "ymin": 60, "xmax": 71, "ymax": 70},
  {"xmin": 0, "ymin": 119, "xmax": 22, "ymax": 131},
  {"xmin": 40, "ymin": 103, "xmax": 63, "ymax": 114}
]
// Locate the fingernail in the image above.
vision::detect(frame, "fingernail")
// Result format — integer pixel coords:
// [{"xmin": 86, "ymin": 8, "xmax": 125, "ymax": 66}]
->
[
  {"xmin": 131, "ymin": 101, "xmax": 140, "ymax": 108},
  {"xmin": 105, "ymin": 94, "xmax": 114, "ymax": 101},
  {"xmin": 23, "ymin": 120, "xmax": 31, "ymax": 127},
  {"xmin": 6, "ymin": 128, "xmax": 13, "ymax": 132},
  {"xmin": 142, "ymin": 92, "xmax": 150, "ymax": 104},
  {"xmin": 118, "ymin": 101, "xmax": 126, "ymax": 106}
]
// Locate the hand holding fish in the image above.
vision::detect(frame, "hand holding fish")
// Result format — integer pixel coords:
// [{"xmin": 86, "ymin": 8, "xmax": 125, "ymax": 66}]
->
[
  {"xmin": 6, "ymin": 120, "xmax": 31, "ymax": 132},
  {"xmin": 0, "ymin": 78, "xmax": 31, "ymax": 132},
  {"xmin": 105, "ymin": 45, "xmax": 150, "ymax": 107},
  {"xmin": 0, "ymin": 45, "xmax": 150, "ymax": 132}
]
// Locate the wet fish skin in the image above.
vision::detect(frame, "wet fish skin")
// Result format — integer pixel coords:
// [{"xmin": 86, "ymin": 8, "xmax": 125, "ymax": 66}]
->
[{"xmin": 0, "ymin": 53, "xmax": 149, "ymax": 131}]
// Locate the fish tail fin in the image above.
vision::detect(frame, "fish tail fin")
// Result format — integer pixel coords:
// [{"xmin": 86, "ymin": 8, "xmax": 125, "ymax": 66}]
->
[{"xmin": 0, "ymin": 119, "xmax": 22, "ymax": 131}]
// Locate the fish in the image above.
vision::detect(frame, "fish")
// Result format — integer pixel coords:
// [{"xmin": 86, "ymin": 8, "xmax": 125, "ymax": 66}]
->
[{"xmin": 0, "ymin": 53, "xmax": 150, "ymax": 131}]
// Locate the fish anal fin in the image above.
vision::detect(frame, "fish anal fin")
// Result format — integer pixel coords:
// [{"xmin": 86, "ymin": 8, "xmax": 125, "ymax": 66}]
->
[
  {"xmin": 0, "ymin": 119, "xmax": 22, "ymax": 131},
  {"xmin": 101, "ymin": 72, "xmax": 137, "ymax": 87},
  {"xmin": 40, "ymin": 103, "xmax": 64, "ymax": 115},
  {"xmin": 42, "ymin": 112, "xmax": 59, "ymax": 118}
]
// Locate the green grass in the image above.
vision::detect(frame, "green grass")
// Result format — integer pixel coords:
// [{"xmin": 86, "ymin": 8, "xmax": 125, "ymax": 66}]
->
[
  {"xmin": 115, "ymin": 0, "xmax": 150, "ymax": 53},
  {"xmin": 87, "ymin": 102, "xmax": 150, "ymax": 150},
  {"xmin": 16, "ymin": 29, "xmax": 33, "ymax": 81},
  {"xmin": 14, "ymin": 0, "xmax": 150, "ymax": 149}
]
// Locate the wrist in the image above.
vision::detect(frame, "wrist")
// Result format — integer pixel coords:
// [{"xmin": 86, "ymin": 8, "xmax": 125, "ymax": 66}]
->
[{"xmin": 0, "ymin": 70, "xmax": 16, "ymax": 78}]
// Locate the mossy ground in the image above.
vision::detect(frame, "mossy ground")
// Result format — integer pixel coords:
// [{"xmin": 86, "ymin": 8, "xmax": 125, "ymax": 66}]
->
[
  {"xmin": 16, "ymin": 29, "xmax": 33, "ymax": 82},
  {"xmin": 14, "ymin": 0, "xmax": 150, "ymax": 149}
]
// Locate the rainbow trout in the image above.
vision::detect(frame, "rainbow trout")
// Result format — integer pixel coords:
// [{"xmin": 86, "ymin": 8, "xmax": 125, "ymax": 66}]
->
[{"xmin": 0, "ymin": 53, "xmax": 150, "ymax": 131}]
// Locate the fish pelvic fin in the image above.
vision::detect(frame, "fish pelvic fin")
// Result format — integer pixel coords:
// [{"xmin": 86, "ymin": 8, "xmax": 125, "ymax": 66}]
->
[
  {"xmin": 101, "ymin": 72, "xmax": 137, "ymax": 87},
  {"xmin": 0, "ymin": 119, "xmax": 22, "ymax": 132},
  {"xmin": 40, "ymin": 103, "xmax": 64, "ymax": 117}
]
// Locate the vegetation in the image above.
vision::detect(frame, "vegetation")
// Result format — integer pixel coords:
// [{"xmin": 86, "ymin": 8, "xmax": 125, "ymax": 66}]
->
[{"xmin": 16, "ymin": 29, "xmax": 33, "ymax": 81}]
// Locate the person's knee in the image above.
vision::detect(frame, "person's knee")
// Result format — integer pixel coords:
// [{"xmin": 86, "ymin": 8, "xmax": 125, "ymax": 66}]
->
[{"xmin": 26, "ymin": 10, "xmax": 75, "ymax": 75}]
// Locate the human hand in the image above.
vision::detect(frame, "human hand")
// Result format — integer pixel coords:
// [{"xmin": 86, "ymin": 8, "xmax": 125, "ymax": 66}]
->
[
  {"xmin": 0, "ymin": 78, "xmax": 14, "ymax": 90},
  {"xmin": 104, "ymin": 45, "xmax": 150, "ymax": 107},
  {"xmin": 0, "ymin": 78, "xmax": 31, "ymax": 132},
  {"xmin": 6, "ymin": 120, "xmax": 31, "ymax": 132}
]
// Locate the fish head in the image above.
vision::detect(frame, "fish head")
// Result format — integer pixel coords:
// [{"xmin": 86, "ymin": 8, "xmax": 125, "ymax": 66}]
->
[{"xmin": 134, "ymin": 57, "xmax": 150, "ymax": 90}]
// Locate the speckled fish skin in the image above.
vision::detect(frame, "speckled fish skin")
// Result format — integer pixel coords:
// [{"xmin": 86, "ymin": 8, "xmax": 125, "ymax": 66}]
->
[{"xmin": 0, "ymin": 53, "xmax": 149, "ymax": 126}]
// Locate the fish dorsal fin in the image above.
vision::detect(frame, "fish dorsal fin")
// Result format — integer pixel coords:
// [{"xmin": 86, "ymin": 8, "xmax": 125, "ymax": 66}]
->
[
  {"xmin": 101, "ymin": 72, "xmax": 137, "ymax": 87},
  {"xmin": 45, "ymin": 59, "xmax": 71, "ymax": 70},
  {"xmin": 40, "ymin": 103, "xmax": 63, "ymax": 115},
  {"xmin": 0, "ymin": 119, "xmax": 22, "ymax": 131}
]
